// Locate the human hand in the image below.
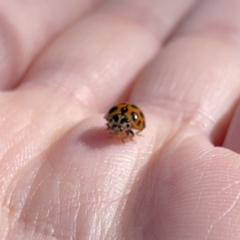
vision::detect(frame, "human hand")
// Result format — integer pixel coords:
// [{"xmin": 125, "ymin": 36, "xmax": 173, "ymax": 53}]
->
[{"xmin": 1, "ymin": 0, "xmax": 240, "ymax": 239}]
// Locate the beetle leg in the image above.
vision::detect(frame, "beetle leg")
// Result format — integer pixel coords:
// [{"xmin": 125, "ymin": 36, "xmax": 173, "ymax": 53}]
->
[
  {"xmin": 127, "ymin": 129, "xmax": 135, "ymax": 142},
  {"xmin": 106, "ymin": 124, "xmax": 114, "ymax": 138},
  {"xmin": 107, "ymin": 132, "xmax": 114, "ymax": 139},
  {"xmin": 120, "ymin": 132, "xmax": 128, "ymax": 143},
  {"xmin": 136, "ymin": 130, "xmax": 143, "ymax": 137},
  {"xmin": 120, "ymin": 130, "xmax": 132, "ymax": 143}
]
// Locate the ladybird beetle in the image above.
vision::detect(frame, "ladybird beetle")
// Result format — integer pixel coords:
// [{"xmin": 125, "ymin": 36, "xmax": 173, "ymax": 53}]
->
[{"xmin": 104, "ymin": 102, "xmax": 146, "ymax": 142}]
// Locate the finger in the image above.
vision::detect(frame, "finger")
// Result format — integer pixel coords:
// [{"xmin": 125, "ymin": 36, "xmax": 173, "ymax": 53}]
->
[
  {"xmin": 2, "ymin": 118, "xmax": 148, "ymax": 238},
  {"xmin": 223, "ymin": 105, "xmax": 240, "ymax": 153},
  {"xmin": 131, "ymin": 0, "xmax": 240, "ymax": 144},
  {"xmin": 20, "ymin": 0, "xmax": 197, "ymax": 112},
  {"xmin": 0, "ymin": 0, "xmax": 103, "ymax": 89},
  {"xmin": 127, "ymin": 2, "xmax": 240, "ymax": 237},
  {"xmin": 0, "ymin": 0, "xmax": 196, "ymax": 202},
  {"xmin": 123, "ymin": 131, "xmax": 240, "ymax": 239}
]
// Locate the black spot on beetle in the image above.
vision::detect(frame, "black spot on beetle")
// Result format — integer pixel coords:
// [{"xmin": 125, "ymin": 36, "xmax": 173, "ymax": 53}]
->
[
  {"xmin": 137, "ymin": 120, "xmax": 141, "ymax": 126},
  {"xmin": 112, "ymin": 114, "xmax": 119, "ymax": 122},
  {"xmin": 131, "ymin": 104, "xmax": 138, "ymax": 109},
  {"xmin": 126, "ymin": 124, "xmax": 130, "ymax": 128},
  {"xmin": 131, "ymin": 112, "xmax": 138, "ymax": 121},
  {"xmin": 109, "ymin": 106, "xmax": 118, "ymax": 114},
  {"xmin": 121, "ymin": 107, "xmax": 128, "ymax": 114},
  {"xmin": 120, "ymin": 117, "xmax": 130, "ymax": 124}
]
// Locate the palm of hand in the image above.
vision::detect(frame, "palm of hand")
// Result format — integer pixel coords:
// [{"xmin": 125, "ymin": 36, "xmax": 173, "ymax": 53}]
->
[{"xmin": 1, "ymin": 1, "xmax": 240, "ymax": 239}]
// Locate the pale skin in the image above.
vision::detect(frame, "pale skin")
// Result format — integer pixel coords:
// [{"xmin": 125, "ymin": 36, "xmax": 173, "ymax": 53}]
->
[{"xmin": 1, "ymin": 0, "xmax": 240, "ymax": 239}]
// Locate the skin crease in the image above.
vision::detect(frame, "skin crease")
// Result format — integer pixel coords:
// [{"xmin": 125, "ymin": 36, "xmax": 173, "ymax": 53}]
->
[{"xmin": 2, "ymin": 0, "xmax": 240, "ymax": 239}]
